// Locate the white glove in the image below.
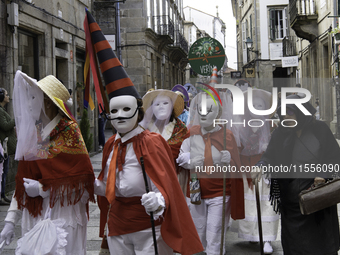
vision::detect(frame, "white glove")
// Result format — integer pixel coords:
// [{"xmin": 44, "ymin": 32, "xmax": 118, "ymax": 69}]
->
[
  {"xmin": 251, "ymin": 166, "xmax": 262, "ymax": 183},
  {"xmin": 141, "ymin": 191, "xmax": 162, "ymax": 213},
  {"xmin": 220, "ymin": 150, "xmax": 231, "ymax": 164},
  {"xmin": 261, "ymin": 143, "xmax": 268, "ymax": 152},
  {"xmin": 81, "ymin": 190, "xmax": 90, "ymax": 204},
  {"xmin": 0, "ymin": 222, "xmax": 15, "ymax": 245},
  {"xmin": 94, "ymin": 179, "xmax": 106, "ymax": 197},
  {"xmin": 176, "ymin": 152, "xmax": 190, "ymax": 167},
  {"xmin": 190, "ymin": 156, "xmax": 205, "ymax": 168},
  {"xmin": 23, "ymin": 178, "xmax": 40, "ymax": 198}
]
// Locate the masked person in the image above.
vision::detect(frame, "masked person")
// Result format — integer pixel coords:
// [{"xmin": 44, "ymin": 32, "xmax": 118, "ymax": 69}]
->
[
  {"xmin": 85, "ymin": 9, "xmax": 203, "ymax": 255},
  {"xmin": 141, "ymin": 89, "xmax": 189, "ymax": 195},
  {"xmin": 231, "ymin": 89, "xmax": 279, "ymax": 254},
  {"xmin": 0, "ymin": 71, "xmax": 95, "ymax": 254},
  {"xmin": 253, "ymin": 94, "xmax": 340, "ymax": 255},
  {"xmin": 177, "ymin": 93, "xmax": 246, "ymax": 255}
]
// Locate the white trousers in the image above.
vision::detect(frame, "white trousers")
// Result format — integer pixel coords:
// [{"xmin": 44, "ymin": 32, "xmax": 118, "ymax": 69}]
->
[
  {"xmin": 189, "ymin": 196, "xmax": 231, "ymax": 255},
  {"xmin": 107, "ymin": 225, "xmax": 172, "ymax": 255}
]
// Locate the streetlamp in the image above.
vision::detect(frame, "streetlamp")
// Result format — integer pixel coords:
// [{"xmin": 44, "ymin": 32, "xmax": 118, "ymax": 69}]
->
[{"xmin": 245, "ymin": 37, "xmax": 258, "ymax": 62}]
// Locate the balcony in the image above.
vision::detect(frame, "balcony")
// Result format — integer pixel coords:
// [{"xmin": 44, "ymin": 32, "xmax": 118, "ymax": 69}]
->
[
  {"xmin": 152, "ymin": 15, "xmax": 174, "ymax": 40},
  {"xmin": 283, "ymin": 36, "xmax": 297, "ymax": 57},
  {"xmin": 168, "ymin": 30, "xmax": 189, "ymax": 68},
  {"xmin": 289, "ymin": 0, "xmax": 318, "ymax": 42},
  {"xmin": 173, "ymin": 30, "xmax": 188, "ymax": 54}
]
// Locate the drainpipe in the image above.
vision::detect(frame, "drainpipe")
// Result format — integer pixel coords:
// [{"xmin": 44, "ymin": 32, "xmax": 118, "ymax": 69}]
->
[
  {"xmin": 254, "ymin": 0, "xmax": 259, "ymax": 79},
  {"xmin": 116, "ymin": 2, "xmax": 122, "ymax": 61}
]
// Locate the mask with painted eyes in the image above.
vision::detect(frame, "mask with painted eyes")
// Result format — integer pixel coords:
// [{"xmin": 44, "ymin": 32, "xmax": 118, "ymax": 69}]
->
[
  {"xmin": 152, "ymin": 95, "xmax": 173, "ymax": 121},
  {"xmin": 109, "ymin": 95, "xmax": 139, "ymax": 134},
  {"xmin": 198, "ymin": 97, "xmax": 219, "ymax": 128}
]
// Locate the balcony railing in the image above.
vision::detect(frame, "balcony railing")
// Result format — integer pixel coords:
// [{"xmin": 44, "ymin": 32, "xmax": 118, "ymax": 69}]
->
[
  {"xmin": 289, "ymin": 0, "xmax": 317, "ymax": 42},
  {"xmin": 290, "ymin": 0, "xmax": 315, "ymax": 22},
  {"xmin": 173, "ymin": 30, "xmax": 188, "ymax": 53},
  {"xmin": 283, "ymin": 36, "xmax": 297, "ymax": 57},
  {"xmin": 148, "ymin": 15, "xmax": 174, "ymax": 40}
]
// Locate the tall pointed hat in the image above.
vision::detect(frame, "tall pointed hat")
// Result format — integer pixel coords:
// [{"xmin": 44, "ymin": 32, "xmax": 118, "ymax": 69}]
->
[
  {"xmin": 209, "ymin": 66, "xmax": 218, "ymax": 87},
  {"xmin": 84, "ymin": 9, "xmax": 141, "ymax": 100}
]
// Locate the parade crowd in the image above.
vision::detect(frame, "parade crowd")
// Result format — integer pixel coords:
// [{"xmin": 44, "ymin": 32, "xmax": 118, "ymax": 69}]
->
[{"xmin": 0, "ymin": 11, "xmax": 339, "ymax": 255}]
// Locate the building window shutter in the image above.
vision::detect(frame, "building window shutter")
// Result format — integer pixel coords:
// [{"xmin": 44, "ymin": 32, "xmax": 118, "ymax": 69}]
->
[{"xmin": 269, "ymin": 9, "xmax": 276, "ymax": 40}]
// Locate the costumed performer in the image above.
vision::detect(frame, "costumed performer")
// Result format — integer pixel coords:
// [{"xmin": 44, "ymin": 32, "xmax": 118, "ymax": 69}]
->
[
  {"xmin": 231, "ymin": 89, "xmax": 279, "ymax": 254},
  {"xmin": 177, "ymin": 92, "xmax": 246, "ymax": 255},
  {"xmin": 0, "ymin": 70, "xmax": 95, "ymax": 255},
  {"xmin": 253, "ymin": 94, "xmax": 340, "ymax": 255},
  {"xmin": 85, "ymin": 9, "xmax": 203, "ymax": 255}
]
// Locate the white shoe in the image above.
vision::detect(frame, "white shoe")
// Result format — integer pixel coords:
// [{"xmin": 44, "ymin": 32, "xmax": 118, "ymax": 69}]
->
[{"xmin": 263, "ymin": 241, "xmax": 273, "ymax": 254}]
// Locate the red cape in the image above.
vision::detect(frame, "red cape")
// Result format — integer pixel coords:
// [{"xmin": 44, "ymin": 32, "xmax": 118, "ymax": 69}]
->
[{"xmin": 99, "ymin": 129, "xmax": 203, "ymax": 255}]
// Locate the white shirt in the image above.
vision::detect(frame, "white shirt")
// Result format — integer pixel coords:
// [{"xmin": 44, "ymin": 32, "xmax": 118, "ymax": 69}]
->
[
  {"xmin": 94, "ymin": 126, "xmax": 165, "ymax": 217},
  {"xmin": 178, "ymin": 125, "xmax": 223, "ymax": 169}
]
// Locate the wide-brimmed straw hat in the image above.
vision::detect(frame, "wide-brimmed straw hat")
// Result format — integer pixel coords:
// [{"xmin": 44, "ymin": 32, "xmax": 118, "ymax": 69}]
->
[
  {"xmin": 142, "ymin": 89, "xmax": 184, "ymax": 117},
  {"xmin": 37, "ymin": 75, "xmax": 72, "ymax": 120}
]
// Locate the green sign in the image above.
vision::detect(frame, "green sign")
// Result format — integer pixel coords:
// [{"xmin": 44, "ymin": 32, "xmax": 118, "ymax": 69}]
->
[{"xmin": 188, "ymin": 37, "xmax": 226, "ymax": 76}]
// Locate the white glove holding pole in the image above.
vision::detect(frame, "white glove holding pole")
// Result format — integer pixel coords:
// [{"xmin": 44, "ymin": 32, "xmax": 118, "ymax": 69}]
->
[
  {"xmin": 251, "ymin": 166, "xmax": 263, "ymax": 183},
  {"xmin": 220, "ymin": 150, "xmax": 231, "ymax": 164},
  {"xmin": 0, "ymin": 222, "xmax": 15, "ymax": 245},
  {"xmin": 141, "ymin": 191, "xmax": 163, "ymax": 213}
]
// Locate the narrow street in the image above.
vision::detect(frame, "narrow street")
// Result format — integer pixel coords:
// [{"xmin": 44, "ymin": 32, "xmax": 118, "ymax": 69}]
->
[{"xmin": 0, "ymin": 128, "xmax": 339, "ymax": 254}]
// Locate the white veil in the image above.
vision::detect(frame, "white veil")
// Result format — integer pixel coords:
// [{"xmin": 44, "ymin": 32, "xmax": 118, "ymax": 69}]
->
[
  {"xmin": 13, "ymin": 70, "xmax": 48, "ymax": 161},
  {"xmin": 236, "ymin": 89, "xmax": 272, "ymax": 156}
]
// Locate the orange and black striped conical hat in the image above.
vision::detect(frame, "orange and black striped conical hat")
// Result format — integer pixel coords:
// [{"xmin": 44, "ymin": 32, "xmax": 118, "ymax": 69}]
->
[{"xmin": 86, "ymin": 10, "xmax": 141, "ymax": 100}]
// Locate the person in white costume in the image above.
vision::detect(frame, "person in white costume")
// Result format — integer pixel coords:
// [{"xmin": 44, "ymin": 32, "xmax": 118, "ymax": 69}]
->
[
  {"xmin": 177, "ymin": 93, "xmax": 246, "ymax": 255},
  {"xmin": 231, "ymin": 89, "xmax": 279, "ymax": 254},
  {"xmin": 0, "ymin": 71, "xmax": 95, "ymax": 255}
]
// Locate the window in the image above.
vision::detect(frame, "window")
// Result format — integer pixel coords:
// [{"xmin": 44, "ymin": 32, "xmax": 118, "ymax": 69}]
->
[
  {"xmin": 269, "ymin": 8, "xmax": 288, "ymax": 40},
  {"xmin": 18, "ymin": 29, "xmax": 39, "ymax": 79}
]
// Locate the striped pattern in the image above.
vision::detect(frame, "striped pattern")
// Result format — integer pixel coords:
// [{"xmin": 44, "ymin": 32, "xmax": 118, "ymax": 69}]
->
[
  {"xmin": 209, "ymin": 66, "xmax": 218, "ymax": 87},
  {"xmin": 86, "ymin": 10, "xmax": 140, "ymax": 99}
]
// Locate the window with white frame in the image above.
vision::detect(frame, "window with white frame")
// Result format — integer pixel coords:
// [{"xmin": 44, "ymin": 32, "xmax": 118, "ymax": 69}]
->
[{"xmin": 269, "ymin": 7, "xmax": 288, "ymax": 40}]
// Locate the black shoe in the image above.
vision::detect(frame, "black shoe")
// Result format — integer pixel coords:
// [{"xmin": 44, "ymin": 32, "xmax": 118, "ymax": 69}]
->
[
  {"xmin": 0, "ymin": 199, "xmax": 10, "ymax": 206},
  {"xmin": 2, "ymin": 196, "xmax": 11, "ymax": 203}
]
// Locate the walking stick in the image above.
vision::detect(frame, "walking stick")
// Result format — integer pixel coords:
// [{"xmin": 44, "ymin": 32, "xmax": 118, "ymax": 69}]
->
[
  {"xmin": 140, "ymin": 156, "xmax": 159, "ymax": 255},
  {"xmin": 255, "ymin": 180, "xmax": 264, "ymax": 255},
  {"xmin": 220, "ymin": 125, "xmax": 227, "ymax": 255}
]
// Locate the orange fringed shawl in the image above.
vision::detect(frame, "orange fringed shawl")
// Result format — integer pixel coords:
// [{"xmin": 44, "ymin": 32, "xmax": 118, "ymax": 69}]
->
[{"xmin": 14, "ymin": 117, "xmax": 95, "ymax": 217}]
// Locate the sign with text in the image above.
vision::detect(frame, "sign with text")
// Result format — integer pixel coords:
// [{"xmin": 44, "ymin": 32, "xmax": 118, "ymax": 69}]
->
[
  {"xmin": 105, "ymin": 35, "xmax": 116, "ymax": 51},
  {"xmin": 188, "ymin": 37, "xmax": 226, "ymax": 76},
  {"xmin": 282, "ymin": 56, "xmax": 299, "ymax": 68}
]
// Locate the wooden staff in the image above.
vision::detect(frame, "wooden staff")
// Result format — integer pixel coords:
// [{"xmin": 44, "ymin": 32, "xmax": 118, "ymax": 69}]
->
[
  {"xmin": 255, "ymin": 180, "xmax": 264, "ymax": 255},
  {"xmin": 220, "ymin": 124, "xmax": 227, "ymax": 255},
  {"xmin": 140, "ymin": 156, "xmax": 159, "ymax": 255}
]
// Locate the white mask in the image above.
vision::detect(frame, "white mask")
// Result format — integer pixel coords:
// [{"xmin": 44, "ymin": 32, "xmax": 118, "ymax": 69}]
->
[
  {"xmin": 109, "ymin": 95, "xmax": 139, "ymax": 134},
  {"xmin": 152, "ymin": 95, "xmax": 173, "ymax": 121},
  {"xmin": 198, "ymin": 97, "xmax": 219, "ymax": 128}
]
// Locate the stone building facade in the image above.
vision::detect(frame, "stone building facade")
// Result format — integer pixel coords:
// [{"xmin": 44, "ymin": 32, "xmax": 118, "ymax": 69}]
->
[{"xmin": 93, "ymin": 0, "xmax": 188, "ymax": 96}]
